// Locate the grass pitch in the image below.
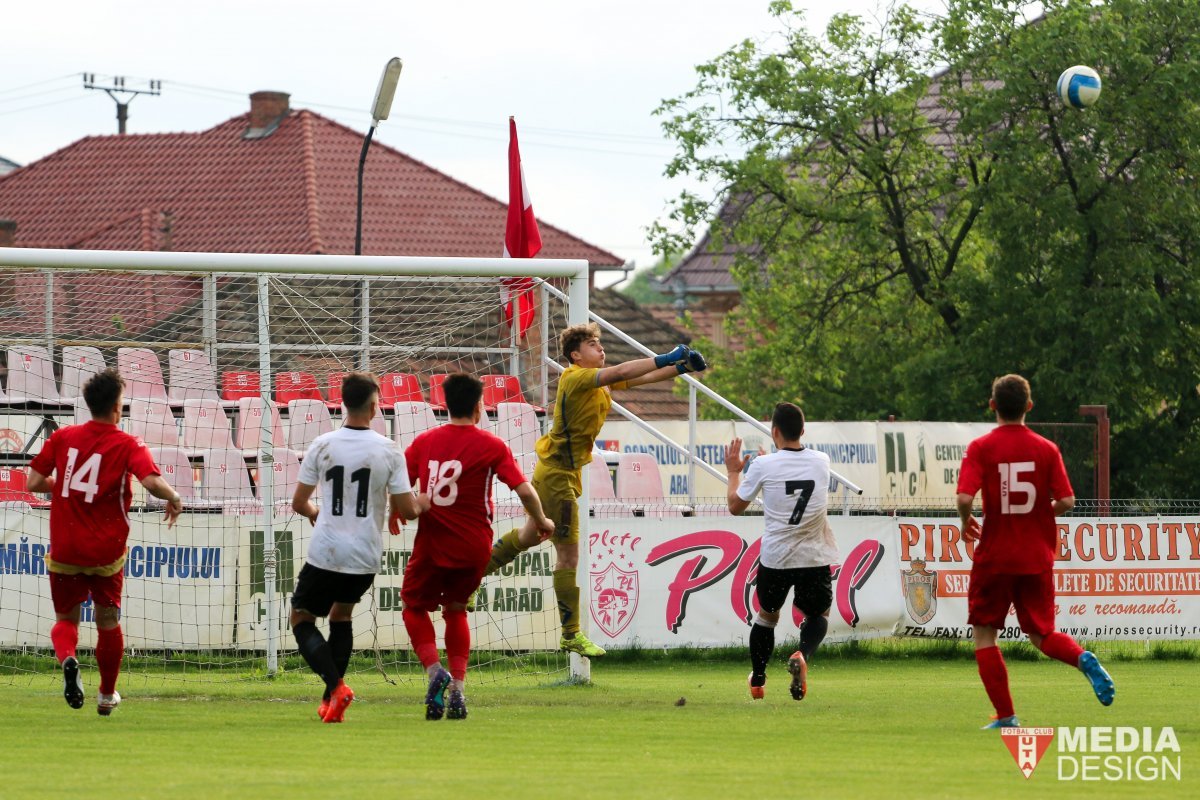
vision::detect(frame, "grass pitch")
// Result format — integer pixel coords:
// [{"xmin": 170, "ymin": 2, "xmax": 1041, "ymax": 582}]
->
[{"xmin": 1, "ymin": 642, "xmax": 1195, "ymax": 800}]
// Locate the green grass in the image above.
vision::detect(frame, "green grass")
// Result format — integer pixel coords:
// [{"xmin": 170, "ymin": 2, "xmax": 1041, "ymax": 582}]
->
[{"xmin": 1, "ymin": 650, "xmax": 1196, "ymax": 799}]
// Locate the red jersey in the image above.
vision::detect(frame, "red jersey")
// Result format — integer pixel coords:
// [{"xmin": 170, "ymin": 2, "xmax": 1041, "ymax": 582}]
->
[
  {"xmin": 957, "ymin": 424, "xmax": 1073, "ymax": 574},
  {"xmin": 29, "ymin": 421, "xmax": 160, "ymax": 569},
  {"xmin": 405, "ymin": 424, "xmax": 526, "ymax": 569}
]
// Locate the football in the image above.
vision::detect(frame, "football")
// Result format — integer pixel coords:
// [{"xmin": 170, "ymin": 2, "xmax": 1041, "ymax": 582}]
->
[{"xmin": 1057, "ymin": 65, "xmax": 1102, "ymax": 109}]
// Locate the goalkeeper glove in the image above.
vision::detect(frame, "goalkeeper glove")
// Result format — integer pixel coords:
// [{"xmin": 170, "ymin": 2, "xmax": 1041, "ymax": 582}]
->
[
  {"xmin": 676, "ymin": 349, "xmax": 708, "ymax": 374},
  {"xmin": 654, "ymin": 344, "xmax": 691, "ymax": 369}
]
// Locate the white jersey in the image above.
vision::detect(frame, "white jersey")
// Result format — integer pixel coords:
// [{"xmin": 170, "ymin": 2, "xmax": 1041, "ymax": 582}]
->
[
  {"xmin": 297, "ymin": 426, "xmax": 411, "ymax": 574},
  {"xmin": 736, "ymin": 447, "xmax": 837, "ymax": 569}
]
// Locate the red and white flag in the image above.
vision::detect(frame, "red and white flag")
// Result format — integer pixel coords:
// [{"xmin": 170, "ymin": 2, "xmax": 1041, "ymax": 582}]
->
[{"xmin": 501, "ymin": 117, "xmax": 543, "ymax": 339}]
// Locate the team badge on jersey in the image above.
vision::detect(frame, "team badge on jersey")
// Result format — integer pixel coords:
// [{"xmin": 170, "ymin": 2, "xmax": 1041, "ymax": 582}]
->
[
  {"xmin": 901, "ymin": 558, "xmax": 938, "ymax": 624},
  {"xmin": 590, "ymin": 562, "xmax": 639, "ymax": 638}
]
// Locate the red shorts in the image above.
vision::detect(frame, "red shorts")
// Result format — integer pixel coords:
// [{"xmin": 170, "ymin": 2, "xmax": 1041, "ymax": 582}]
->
[
  {"xmin": 967, "ymin": 568, "xmax": 1055, "ymax": 636},
  {"xmin": 401, "ymin": 554, "xmax": 485, "ymax": 611},
  {"xmin": 49, "ymin": 570, "xmax": 124, "ymax": 614}
]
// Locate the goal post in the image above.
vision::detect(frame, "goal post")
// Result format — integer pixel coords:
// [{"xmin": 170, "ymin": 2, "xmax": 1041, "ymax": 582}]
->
[{"xmin": 0, "ymin": 247, "xmax": 591, "ymax": 684}]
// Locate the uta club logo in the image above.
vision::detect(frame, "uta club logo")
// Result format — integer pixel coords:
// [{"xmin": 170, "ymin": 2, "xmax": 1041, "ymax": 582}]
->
[
  {"xmin": 588, "ymin": 530, "xmax": 641, "ymax": 638},
  {"xmin": 1001, "ymin": 728, "xmax": 1056, "ymax": 779}
]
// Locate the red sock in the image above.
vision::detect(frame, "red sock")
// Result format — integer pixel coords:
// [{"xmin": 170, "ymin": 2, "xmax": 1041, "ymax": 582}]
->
[
  {"xmin": 443, "ymin": 608, "xmax": 470, "ymax": 682},
  {"xmin": 1038, "ymin": 631, "xmax": 1084, "ymax": 667},
  {"xmin": 95, "ymin": 625, "xmax": 124, "ymax": 696},
  {"xmin": 402, "ymin": 608, "xmax": 439, "ymax": 669},
  {"xmin": 975, "ymin": 645, "xmax": 1015, "ymax": 718},
  {"xmin": 50, "ymin": 620, "xmax": 79, "ymax": 663}
]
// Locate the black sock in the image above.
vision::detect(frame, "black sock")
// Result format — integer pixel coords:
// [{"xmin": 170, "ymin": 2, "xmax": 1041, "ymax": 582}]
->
[
  {"xmin": 799, "ymin": 614, "xmax": 828, "ymax": 662},
  {"xmin": 749, "ymin": 623, "xmax": 775, "ymax": 685},
  {"xmin": 329, "ymin": 621, "xmax": 353, "ymax": 682},
  {"xmin": 293, "ymin": 622, "xmax": 340, "ymax": 696}
]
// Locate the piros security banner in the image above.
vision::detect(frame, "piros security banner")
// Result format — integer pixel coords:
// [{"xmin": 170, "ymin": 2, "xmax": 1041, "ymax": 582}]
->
[
  {"xmin": 586, "ymin": 516, "xmax": 904, "ymax": 648},
  {"xmin": 896, "ymin": 517, "xmax": 1200, "ymax": 640}
]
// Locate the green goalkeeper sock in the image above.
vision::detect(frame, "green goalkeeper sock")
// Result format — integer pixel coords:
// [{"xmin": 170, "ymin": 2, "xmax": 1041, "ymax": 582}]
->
[
  {"xmin": 553, "ymin": 569, "xmax": 580, "ymax": 638},
  {"xmin": 485, "ymin": 529, "xmax": 527, "ymax": 576}
]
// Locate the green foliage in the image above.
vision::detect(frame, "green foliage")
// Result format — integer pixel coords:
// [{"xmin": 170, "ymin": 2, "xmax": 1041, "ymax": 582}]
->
[
  {"xmin": 656, "ymin": 0, "xmax": 1200, "ymax": 495},
  {"xmin": 617, "ymin": 251, "xmax": 681, "ymax": 306}
]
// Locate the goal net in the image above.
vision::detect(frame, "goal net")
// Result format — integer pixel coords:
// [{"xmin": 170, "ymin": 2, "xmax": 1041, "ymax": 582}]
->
[{"xmin": 0, "ymin": 250, "xmax": 587, "ymax": 687}]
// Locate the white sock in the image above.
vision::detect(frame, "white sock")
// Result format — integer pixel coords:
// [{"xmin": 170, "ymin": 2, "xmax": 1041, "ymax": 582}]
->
[
  {"xmin": 452, "ymin": 679, "xmax": 465, "ymax": 694},
  {"xmin": 426, "ymin": 662, "xmax": 443, "ymax": 678}
]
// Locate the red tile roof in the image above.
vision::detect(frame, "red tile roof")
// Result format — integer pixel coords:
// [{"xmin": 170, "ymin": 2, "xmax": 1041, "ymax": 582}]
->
[{"xmin": 0, "ymin": 109, "xmax": 624, "ymax": 266}]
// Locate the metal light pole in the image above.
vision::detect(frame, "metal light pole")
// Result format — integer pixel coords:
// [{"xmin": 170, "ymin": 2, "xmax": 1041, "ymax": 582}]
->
[
  {"xmin": 354, "ymin": 58, "xmax": 402, "ymax": 370},
  {"xmin": 355, "ymin": 57, "xmax": 403, "ymax": 256}
]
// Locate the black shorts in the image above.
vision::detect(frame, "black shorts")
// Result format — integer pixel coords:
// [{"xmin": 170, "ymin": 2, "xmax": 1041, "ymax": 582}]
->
[
  {"xmin": 756, "ymin": 564, "xmax": 833, "ymax": 618},
  {"xmin": 291, "ymin": 563, "xmax": 375, "ymax": 617}
]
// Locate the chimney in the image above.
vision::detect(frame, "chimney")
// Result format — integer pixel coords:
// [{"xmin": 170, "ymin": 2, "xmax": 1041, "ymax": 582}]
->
[
  {"xmin": 244, "ymin": 91, "xmax": 290, "ymax": 139},
  {"xmin": 0, "ymin": 219, "xmax": 15, "ymax": 247}
]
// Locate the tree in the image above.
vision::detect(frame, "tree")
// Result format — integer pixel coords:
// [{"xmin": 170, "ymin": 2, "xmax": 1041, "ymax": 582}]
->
[{"xmin": 655, "ymin": 0, "xmax": 1200, "ymax": 496}]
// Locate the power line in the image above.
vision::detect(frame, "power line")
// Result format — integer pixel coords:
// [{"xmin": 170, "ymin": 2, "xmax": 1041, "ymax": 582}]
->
[
  {"xmin": 0, "ymin": 73, "xmax": 79, "ymax": 96},
  {"xmin": 0, "ymin": 94, "xmax": 92, "ymax": 118}
]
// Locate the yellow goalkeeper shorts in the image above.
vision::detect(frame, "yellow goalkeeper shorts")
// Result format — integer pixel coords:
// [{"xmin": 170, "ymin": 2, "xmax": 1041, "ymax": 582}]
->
[{"xmin": 533, "ymin": 463, "xmax": 581, "ymax": 545}]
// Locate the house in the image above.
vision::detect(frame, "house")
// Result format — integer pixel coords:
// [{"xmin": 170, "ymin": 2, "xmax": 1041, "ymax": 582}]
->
[{"xmin": 0, "ymin": 91, "xmax": 693, "ymax": 418}]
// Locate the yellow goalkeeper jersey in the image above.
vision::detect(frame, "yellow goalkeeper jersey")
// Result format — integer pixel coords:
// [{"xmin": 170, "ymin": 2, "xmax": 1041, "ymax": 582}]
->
[{"xmin": 535, "ymin": 365, "xmax": 627, "ymax": 474}]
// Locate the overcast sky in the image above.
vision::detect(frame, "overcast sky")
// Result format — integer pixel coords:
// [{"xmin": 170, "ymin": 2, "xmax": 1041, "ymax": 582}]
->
[{"xmin": 1, "ymin": 1, "xmax": 942, "ymax": 286}]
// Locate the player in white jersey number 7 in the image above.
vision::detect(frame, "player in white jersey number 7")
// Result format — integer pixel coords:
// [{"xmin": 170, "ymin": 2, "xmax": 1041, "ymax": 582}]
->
[{"xmin": 725, "ymin": 402, "xmax": 836, "ymax": 703}]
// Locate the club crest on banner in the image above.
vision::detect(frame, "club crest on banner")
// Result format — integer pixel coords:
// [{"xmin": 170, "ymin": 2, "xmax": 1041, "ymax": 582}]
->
[
  {"xmin": 588, "ymin": 530, "xmax": 643, "ymax": 638},
  {"xmin": 901, "ymin": 558, "xmax": 938, "ymax": 624}
]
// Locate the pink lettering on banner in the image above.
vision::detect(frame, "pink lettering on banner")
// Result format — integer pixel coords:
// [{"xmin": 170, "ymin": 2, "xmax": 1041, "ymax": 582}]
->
[
  {"xmin": 647, "ymin": 529, "xmax": 887, "ymax": 634},
  {"xmin": 833, "ymin": 539, "xmax": 885, "ymax": 627},
  {"xmin": 645, "ymin": 531, "xmax": 746, "ymax": 633}
]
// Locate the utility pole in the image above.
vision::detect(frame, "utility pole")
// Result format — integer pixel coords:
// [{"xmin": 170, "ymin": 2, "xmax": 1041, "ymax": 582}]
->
[{"xmin": 83, "ymin": 74, "xmax": 161, "ymax": 134}]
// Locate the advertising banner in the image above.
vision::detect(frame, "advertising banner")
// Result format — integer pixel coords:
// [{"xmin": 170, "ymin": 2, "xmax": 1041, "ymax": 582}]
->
[
  {"xmin": 895, "ymin": 517, "xmax": 1200, "ymax": 640},
  {"xmin": 586, "ymin": 515, "xmax": 904, "ymax": 648},
  {"xmin": 0, "ymin": 508, "xmax": 238, "ymax": 649}
]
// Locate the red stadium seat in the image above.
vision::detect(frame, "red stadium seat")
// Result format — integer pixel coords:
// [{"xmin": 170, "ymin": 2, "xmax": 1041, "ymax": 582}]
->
[
  {"xmin": 221, "ymin": 371, "xmax": 261, "ymax": 401},
  {"xmin": 327, "ymin": 372, "xmax": 346, "ymax": 405},
  {"xmin": 427, "ymin": 374, "xmax": 449, "ymax": 411},
  {"xmin": 379, "ymin": 373, "xmax": 424, "ymax": 405},
  {"xmin": 481, "ymin": 374, "xmax": 543, "ymax": 414},
  {"xmin": 275, "ymin": 372, "xmax": 323, "ymax": 406},
  {"xmin": 0, "ymin": 468, "xmax": 51, "ymax": 508}
]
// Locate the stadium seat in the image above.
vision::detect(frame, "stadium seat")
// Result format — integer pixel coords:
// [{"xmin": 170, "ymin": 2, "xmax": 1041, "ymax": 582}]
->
[
  {"xmin": 341, "ymin": 403, "xmax": 387, "ymax": 437},
  {"xmin": 198, "ymin": 448, "xmax": 261, "ymax": 512},
  {"xmin": 379, "ymin": 372, "xmax": 424, "ymax": 405},
  {"xmin": 117, "ymin": 348, "xmax": 169, "ymax": 402},
  {"xmin": 60, "ymin": 346, "xmax": 105, "ymax": 402},
  {"xmin": 481, "ymin": 374, "xmax": 543, "ymax": 413},
  {"xmin": 253, "ymin": 447, "xmax": 300, "ymax": 509},
  {"xmin": 275, "ymin": 371, "xmax": 323, "ymax": 406},
  {"xmin": 392, "ymin": 401, "xmax": 437, "ymax": 453},
  {"xmin": 168, "ymin": 349, "xmax": 220, "ymax": 403},
  {"xmin": 616, "ymin": 452, "xmax": 686, "ymax": 517},
  {"xmin": 234, "ymin": 397, "xmax": 285, "ymax": 456},
  {"xmin": 129, "ymin": 398, "xmax": 180, "ymax": 448},
  {"xmin": 221, "ymin": 371, "xmax": 261, "ymax": 401},
  {"xmin": 492, "ymin": 401, "xmax": 539, "ymax": 455},
  {"xmin": 588, "ymin": 457, "xmax": 634, "ymax": 517},
  {"xmin": 285, "ymin": 399, "xmax": 333, "ymax": 454},
  {"xmin": 0, "ymin": 467, "xmax": 50, "ymax": 508},
  {"xmin": 426, "ymin": 374, "xmax": 449, "ymax": 411},
  {"xmin": 327, "ymin": 372, "xmax": 346, "ymax": 405},
  {"xmin": 147, "ymin": 447, "xmax": 199, "ymax": 506},
  {"xmin": 5, "ymin": 345, "xmax": 64, "ymax": 405},
  {"xmin": 72, "ymin": 397, "xmax": 90, "ymax": 425},
  {"xmin": 182, "ymin": 399, "xmax": 235, "ymax": 452}
]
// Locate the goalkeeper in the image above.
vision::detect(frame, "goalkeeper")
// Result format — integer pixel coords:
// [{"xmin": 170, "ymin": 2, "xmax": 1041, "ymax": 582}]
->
[{"xmin": 484, "ymin": 322, "xmax": 706, "ymax": 657}]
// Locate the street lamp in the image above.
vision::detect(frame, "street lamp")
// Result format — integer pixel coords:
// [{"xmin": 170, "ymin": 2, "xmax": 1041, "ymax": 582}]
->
[{"xmin": 355, "ymin": 57, "xmax": 403, "ymax": 255}]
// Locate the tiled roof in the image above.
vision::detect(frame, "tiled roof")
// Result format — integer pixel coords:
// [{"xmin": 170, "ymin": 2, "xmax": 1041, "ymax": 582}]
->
[{"xmin": 0, "ymin": 109, "xmax": 623, "ymax": 266}]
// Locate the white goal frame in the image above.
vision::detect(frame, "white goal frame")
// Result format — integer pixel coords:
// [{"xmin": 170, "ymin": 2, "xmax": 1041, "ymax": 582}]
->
[{"xmin": 0, "ymin": 247, "xmax": 592, "ymax": 680}]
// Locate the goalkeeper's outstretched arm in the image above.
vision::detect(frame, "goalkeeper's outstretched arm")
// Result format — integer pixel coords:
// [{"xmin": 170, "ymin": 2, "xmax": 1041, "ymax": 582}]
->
[{"xmin": 597, "ymin": 345, "xmax": 707, "ymax": 388}]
